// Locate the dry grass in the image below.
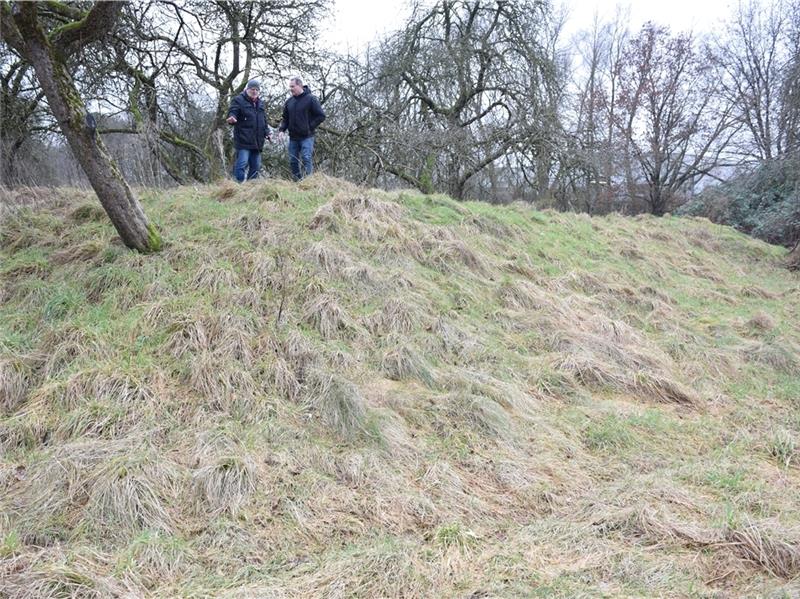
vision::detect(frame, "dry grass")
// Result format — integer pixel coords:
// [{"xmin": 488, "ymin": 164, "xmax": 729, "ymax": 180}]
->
[
  {"xmin": 741, "ymin": 340, "xmax": 800, "ymax": 374},
  {"xmin": 306, "ymin": 369, "xmax": 367, "ymax": 440},
  {"xmin": 190, "ymin": 261, "xmax": 240, "ymax": 294},
  {"xmin": 303, "ymin": 292, "xmax": 357, "ymax": 340},
  {"xmin": 309, "ymin": 191, "xmax": 405, "ymax": 243},
  {"xmin": 726, "ymin": 520, "xmax": 800, "ymax": 578},
  {"xmin": 278, "ymin": 330, "xmax": 320, "ymax": 383},
  {"xmin": 3, "ymin": 179, "xmax": 800, "ymax": 597},
  {"xmin": 554, "ymin": 315, "xmax": 698, "ymax": 406},
  {"xmin": 47, "ymin": 368, "xmax": 156, "ymax": 412},
  {"xmin": 788, "ymin": 244, "xmax": 800, "ymax": 270},
  {"xmin": 367, "ymin": 298, "xmax": 422, "ymax": 335},
  {"xmin": 745, "ymin": 311, "xmax": 777, "ymax": 332},
  {"xmin": 304, "ymin": 241, "xmax": 352, "ymax": 276},
  {"xmin": 166, "ymin": 314, "xmax": 210, "ymax": 358},
  {"xmin": 8, "ymin": 440, "xmax": 177, "ymax": 543},
  {"xmin": 438, "ymin": 391, "xmax": 514, "ymax": 440},
  {"xmin": 268, "ymin": 354, "xmax": 302, "ymax": 401},
  {"xmin": 116, "ymin": 531, "xmax": 190, "ymax": 590},
  {"xmin": 191, "ymin": 433, "xmax": 258, "ymax": 517},
  {"xmin": 309, "ymin": 201, "xmax": 338, "ymax": 232},
  {"xmin": 51, "ymin": 239, "xmax": 106, "ymax": 265},
  {"xmin": 214, "ymin": 179, "xmax": 239, "ymax": 201},
  {"xmin": 239, "ymin": 250, "xmax": 273, "ymax": 290},
  {"xmin": 428, "ymin": 317, "xmax": 477, "ymax": 360},
  {"xmin": 497, "ymin": 280, "xmax": 550, "ymax": 311},
  {"xmin": 423, "ymin": 236, "xmax": 488, "ymax": 275},
  {"xmin": 85, "ymin": 450, "xmax": 177, "ymax": 537},
  {"xmin": 1, "ymin": 549, "xmax": 132, "ymax": 599},
  {"xmin": 40, "ymin": 326, "xmax": 106, "ymax": 379},
  {"xmin": 31, "ymin": 368, "xmax": 162, "ymax": 441},
  {"xmin": 0, "ymin": 358, "xmax": 31, "ymax": 414},
  {"xmin": 0, "ymin": 185, "xmax": 76, "ymax": 214},
  {"xmin": 380, "ymin": 340, "xmax": 435, "ymax": 386},
  {"xmin": 187, "ymin": 351, "xmax": 256, "ymax": 408},
  {"xmin": 741, "ymin": 285, "xmax": 777, "ymax": 299}
]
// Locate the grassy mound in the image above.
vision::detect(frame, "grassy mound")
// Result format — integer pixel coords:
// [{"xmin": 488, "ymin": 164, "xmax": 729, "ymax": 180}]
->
[{"xmin": 1, "ymin": 177, "xmax": 799, "ymax": 597}]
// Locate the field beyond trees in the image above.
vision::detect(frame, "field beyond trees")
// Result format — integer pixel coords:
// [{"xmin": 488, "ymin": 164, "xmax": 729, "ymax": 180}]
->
[{"xmin": 1, "ymin": 177, "xmax": 799, "ymax": 597}]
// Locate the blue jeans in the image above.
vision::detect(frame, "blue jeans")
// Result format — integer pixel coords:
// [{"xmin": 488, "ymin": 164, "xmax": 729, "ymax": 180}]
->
[
  {"xmin": 233, "ymin": 148, "xmax": 261, "ymax": 182},
  {"xmin": 288, "ymin": 136, "xmax": 315, "ymax": 181}
]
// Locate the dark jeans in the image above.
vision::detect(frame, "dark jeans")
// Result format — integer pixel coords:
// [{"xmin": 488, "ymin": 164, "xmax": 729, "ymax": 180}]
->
[
  {"xmin": 234, "ymin": 148, "xmax": 261, "ymax": 182},
  {"xmin": 288, "ymin": 136, "xmax": 315, "ymax": 181}
]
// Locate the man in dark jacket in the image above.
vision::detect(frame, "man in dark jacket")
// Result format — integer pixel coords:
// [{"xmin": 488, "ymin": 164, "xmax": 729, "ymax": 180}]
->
[
  {"xmin": 226, "ymin": 79, "xmax": 270, "ymax": 182},
  {"xmin": 277, "ymin": 76, "xmax": 325, "ymax": 181}
]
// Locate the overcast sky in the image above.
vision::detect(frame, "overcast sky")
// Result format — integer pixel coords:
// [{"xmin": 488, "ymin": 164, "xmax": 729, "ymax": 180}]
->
[{"xmin": 322, "ymin": 0, "xmax": 738, "ymax": 51}]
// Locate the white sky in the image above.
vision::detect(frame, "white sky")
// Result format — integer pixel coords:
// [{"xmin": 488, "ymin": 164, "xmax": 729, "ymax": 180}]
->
[{"xmin": 322, "ymin": 0, "xmax": 739, "ymax": 51}]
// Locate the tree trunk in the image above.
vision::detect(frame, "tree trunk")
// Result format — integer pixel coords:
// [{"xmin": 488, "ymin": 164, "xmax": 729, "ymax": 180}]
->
[
  {"xmin": 788, "ymin": 241, "xmax": 800, "ymax": 271},
  {"xmin": 12, "ymin": 5, "xmax": 162, "ymax": 252}
]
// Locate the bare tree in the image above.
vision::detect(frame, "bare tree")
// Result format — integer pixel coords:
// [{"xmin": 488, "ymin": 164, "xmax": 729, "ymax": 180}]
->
[
  {"xmin": 2, "ymin": 1, "xmax": 161, "ymax": 252},
  {"xmin": 323, "ymin": 0, "xmax": 563, "ymax": 201},
  {"xmin": 567, "ymin": 10, "xmax": 630, "ymax": 213},
  {"xmin": 782, "ymin": 0, "xmax": 800, "ymax": 156},
  {"xmin": 714, "ymin": 0, "xmax": 799, "ymax": 161},
  {"xmin": 100, "ymin": 0, "xmax": 327, "ymax": 182},
  {"xmin": 0, "ymin": 46, "xmax": 51, "ymax": 185},
  {"xmin": 614, "ymin": 23, "xmax": 736, "ymax": 215}
]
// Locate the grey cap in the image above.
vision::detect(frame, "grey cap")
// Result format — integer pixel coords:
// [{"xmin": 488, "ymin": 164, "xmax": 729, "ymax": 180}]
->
[{"xmin": 246, "ymin": 79, "xmax": 260, "ymax": 90}]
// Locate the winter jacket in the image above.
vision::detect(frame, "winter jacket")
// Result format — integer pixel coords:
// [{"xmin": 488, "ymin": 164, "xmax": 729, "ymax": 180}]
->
[
  {"xmin": 227, "ymin": 92, "xmax": 269, "ymax": 150},
  {"xmin": 279, "ymin": 86, "xmax": 326, "ymax": 141}
]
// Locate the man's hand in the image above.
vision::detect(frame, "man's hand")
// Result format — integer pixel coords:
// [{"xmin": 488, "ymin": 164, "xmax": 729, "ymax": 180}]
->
[
  {"xmin": 277, "ymin": 131, "xmax": 286, "ymax": 142},
  {"xmin": 226, "ymin": 116, "xmax": 237, "ymax": 125}
]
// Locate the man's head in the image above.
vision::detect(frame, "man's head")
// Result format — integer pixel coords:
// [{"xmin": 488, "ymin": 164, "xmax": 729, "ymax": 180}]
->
[
  {"xmin": 289, "ymin": 76, "xmax": 304, "ymax": 97},
  {"xmin": 245, "ymin": 79, "xmax": 260, "ymax": 99}
]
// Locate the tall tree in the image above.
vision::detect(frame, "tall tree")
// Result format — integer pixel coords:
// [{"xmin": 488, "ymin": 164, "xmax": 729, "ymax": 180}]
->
[
  {"xmin": 0, "ymin": 46, "xmax": 50, "ymax": 184},
  {"xmin": 614, "ymin": 23, "xmax": 736, "ymax": 215},
  {"xmin": 567, "ymin": 10, "xmax": 629, "ymax": 214},
  {"xmin": 1, "ymin": 1, "xmax": 161, "ymax": 251},
  {"xmin": 323, "ymin": 0, "xmax": 563, "ymax": 200},
  {"xmin": 715, "ymin": 0, "xmax": 798, "ymax": 160}
]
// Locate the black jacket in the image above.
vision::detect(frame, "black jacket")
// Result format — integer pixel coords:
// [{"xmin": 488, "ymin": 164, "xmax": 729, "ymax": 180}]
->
[
  {"xmin": 227, "ymin": 92, "xmax": 269, "ymax": 150},
  {"xmin": 279, "ymin": 86, "xmax": 326, "ymax": 140}
]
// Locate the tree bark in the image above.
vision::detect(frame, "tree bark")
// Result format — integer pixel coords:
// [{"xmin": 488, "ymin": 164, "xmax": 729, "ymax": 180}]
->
[
  {"xmin": 7, "ymin": 2, "xmax": 161, "ymax": 252},
  {"xmin": 788, "ymin": 241, "xmax": 800, "ymax": 271}
]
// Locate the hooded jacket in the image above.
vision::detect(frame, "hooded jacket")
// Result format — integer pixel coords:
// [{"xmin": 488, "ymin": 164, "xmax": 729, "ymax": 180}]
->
[
  {"xmin": 279, "ymin": 86, "xmax": 326, "ymax": 141},
  {"xmin": 227, "ymin": 92, "xmax": 269, "ymax": 150}
]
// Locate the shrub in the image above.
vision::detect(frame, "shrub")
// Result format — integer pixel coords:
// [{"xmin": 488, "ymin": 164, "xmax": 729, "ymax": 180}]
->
[{"xmin": 679, "ymin": 157, "xmax": 800, "ymax": 248}]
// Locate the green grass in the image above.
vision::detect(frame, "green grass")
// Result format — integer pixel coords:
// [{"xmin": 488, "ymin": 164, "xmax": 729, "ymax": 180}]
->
[{"xmin": 1, "ymin": 176, "xmax": 799, "ymax": 597}]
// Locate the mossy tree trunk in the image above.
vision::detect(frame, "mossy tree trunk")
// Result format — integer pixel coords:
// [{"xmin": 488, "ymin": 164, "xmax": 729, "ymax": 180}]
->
[{"xmin": 3, "ymin": 2, "xmax": 161, "ymax": 252}]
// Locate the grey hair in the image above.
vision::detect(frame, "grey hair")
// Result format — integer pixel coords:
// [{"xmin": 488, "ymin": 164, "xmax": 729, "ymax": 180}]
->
[{"xmin": 290, "ymin": 75, "xmax": 304, "ymax": 86}]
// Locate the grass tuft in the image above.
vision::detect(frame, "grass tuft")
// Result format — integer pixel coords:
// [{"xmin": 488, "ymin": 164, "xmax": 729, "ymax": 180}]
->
[
  {"xmin": 188, "ymin": 351, "xmax": 256, "ymax": 408},
  {"xmin": 726, "ymin": 520, "xmax": 800, "ymax": 578},
  {"xmin": 768, "ymin": 430, "xmax": 797, "ymax": 469},
  {"xmin": 190, "ymin": 261, "xmax": 239, "ymax": 294},
  {"xmin": 742, "ymin": 341, "xmax": 799, "ymax": 374},
  {"xmin": 116, "ymin": 531, "xmax": 189, "ymax": 589},
  {"xmin": 306, "ymin": 370, "xmax": 367, "ymax": 440},
  {"xmin": 381, "ymin": 341, "xmax": 435, "ymax": 386},
  {"xmin": 86, "ymin": 461, "xmax": 175, "ymax": 537},
  {"xmin": 433, "ymin": 522, "xmax": 478, "ymax": 552},
  {"xmin": 191, "ymin": 433, "xmax": 258, "ymax": 517},
  {"xmin": 0, "ymin": 359, "xmax": 31, "ymax": 414},
  {"xmin": 303, "ymin": 293, "xmax": 355, "ymax": 340}
]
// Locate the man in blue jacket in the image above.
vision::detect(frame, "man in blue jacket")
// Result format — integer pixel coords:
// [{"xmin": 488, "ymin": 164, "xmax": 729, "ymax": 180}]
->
[
  {"xmin": 277, "ymin": 76, "xmax": 326, "ymax": 181},
  {"xmin": 226, "ymin": 79, "xmax": 270, "ymax": 182}
]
